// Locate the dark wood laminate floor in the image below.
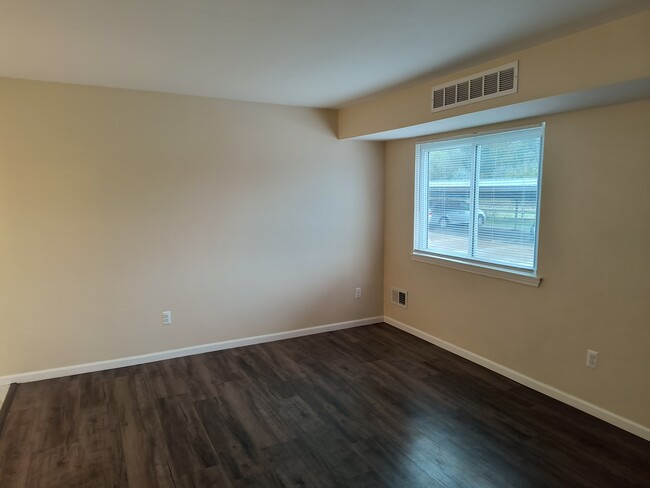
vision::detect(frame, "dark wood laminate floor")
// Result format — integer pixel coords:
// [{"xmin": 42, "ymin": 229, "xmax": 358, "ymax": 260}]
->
[{"xmin": 0, "ymin": 324, "xmax": 648, "ymax": 488}]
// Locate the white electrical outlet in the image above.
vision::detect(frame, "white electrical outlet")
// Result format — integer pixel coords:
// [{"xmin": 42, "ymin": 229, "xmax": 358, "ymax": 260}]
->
[
  {"xmin": 355, "ymin": 287, "xmax": 362, "ymax": 299},
  {"xmin": 162, "ymin": 310, "xmax": 172, "ymax": 326},
  {"xmin": 586, "ymin": 349, "xmax": 598, "ymax": 368}
]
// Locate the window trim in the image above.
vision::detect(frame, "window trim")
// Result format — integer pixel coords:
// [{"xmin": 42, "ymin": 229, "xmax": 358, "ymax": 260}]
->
[
  {"xmin": 413, "ymin": 123, "xmax": 544, "ymax": 286},
  {"xmin": 411, "ymin": 251, "xmax": 541, "ymax": 286}
]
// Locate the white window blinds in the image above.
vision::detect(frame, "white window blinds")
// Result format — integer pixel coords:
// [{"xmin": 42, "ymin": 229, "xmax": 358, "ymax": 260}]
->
[{"xmin": 414, "ymin": 125, "xmax": 544, "ymax": 274}]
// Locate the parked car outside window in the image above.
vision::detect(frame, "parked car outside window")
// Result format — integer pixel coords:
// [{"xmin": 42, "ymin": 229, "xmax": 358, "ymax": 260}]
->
[{"xmin": 428, "ymin": 200, "xmax": 485, "ymax": 228}]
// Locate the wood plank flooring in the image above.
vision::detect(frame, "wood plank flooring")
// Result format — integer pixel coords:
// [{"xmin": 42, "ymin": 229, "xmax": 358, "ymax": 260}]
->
[{"xmin": 0, "ymin": 323, "xmax": 648, "ymax": 487}]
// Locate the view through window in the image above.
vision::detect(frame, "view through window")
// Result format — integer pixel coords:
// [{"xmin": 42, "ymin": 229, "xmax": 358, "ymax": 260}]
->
[{"xmin": 414, "ymin": 125, "xmax": 544, "ymax": 275}]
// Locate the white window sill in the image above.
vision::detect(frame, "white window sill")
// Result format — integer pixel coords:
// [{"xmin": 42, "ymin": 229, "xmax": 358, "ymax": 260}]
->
[{"xmin": 411, "ymin": 251, "xmax": 541, "ymax": 287}]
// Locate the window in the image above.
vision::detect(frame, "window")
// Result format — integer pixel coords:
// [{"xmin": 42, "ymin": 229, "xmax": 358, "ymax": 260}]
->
[{"xmin": 413, "ymin": 125, "xmax": 544, "ymax": 285}]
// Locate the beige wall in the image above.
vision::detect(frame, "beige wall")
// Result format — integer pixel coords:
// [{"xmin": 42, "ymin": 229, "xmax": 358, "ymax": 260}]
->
[
  {"xmin": 339, "ymin": 10, "xmax": 650, "ymax": 138},
  {"xmin": 384, "ymin": 100, "xmax": 650, "ymax": 427},
  {"xmin": 0, "ymin": 78, "xmax": 384, "ymax": 376}
]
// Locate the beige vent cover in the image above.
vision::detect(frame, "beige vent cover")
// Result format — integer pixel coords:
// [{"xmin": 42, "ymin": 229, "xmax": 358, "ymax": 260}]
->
[{"xmin": 431, "ymin": 61, "xmax": 518, "ymax": 113}]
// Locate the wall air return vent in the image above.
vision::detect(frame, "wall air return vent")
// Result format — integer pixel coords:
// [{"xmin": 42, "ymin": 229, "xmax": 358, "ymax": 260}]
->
[
  {"xmin": 391, "ymin": 287, "xmax": 408, "ymax": 309},
  {"xmin": 431, "ymin": 61, "xmax": 518, "ymax": 113}
]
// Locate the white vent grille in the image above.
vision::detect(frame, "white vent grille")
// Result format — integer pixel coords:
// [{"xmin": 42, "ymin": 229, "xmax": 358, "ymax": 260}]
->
[
  {"xmin": 391, "ymin": 287, "xmax": 408, "ymax": 308},
  {"xmin": 431, "ymin": 61, "xmax": 518, "ymax": 113}
]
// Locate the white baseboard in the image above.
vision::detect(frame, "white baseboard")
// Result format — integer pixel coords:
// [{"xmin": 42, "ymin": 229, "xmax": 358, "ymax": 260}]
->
[
  {"xmin": 384, "ymin": 316, "xmax": 650, "ymax": 442},
  {"xmin": 0, "ymin": 316, "xmax": 383, "ymax": 386},
  {"xmin": 4, "ymin": 314, "xmax": 647, "ymax": 441}
]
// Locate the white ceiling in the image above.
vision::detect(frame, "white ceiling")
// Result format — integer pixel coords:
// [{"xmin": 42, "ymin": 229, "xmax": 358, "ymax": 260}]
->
[{"xmin": 0, "ymin": 1, "xmax": 647, "ymax": 108}]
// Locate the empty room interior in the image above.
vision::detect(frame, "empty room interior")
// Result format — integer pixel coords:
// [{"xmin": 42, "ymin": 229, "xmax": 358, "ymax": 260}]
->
[{"xmin": 0, "ymin": 1, "xmax": 649, "ymax": 487}]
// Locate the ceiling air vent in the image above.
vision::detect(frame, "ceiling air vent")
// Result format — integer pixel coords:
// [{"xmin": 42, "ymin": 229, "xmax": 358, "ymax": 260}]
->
[
  {"xmin": 431, "ymin": 61, "xmax": 518, "ymax": 113},
  {"xmin": 391, "ymin": 287, "xmax": 408, "ymax": 309}
]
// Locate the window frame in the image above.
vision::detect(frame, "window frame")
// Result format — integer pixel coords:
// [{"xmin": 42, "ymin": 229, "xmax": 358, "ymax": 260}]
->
[{"xmin": 412, "ymin": 124, "xmax": 544, "ymax": 286}]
